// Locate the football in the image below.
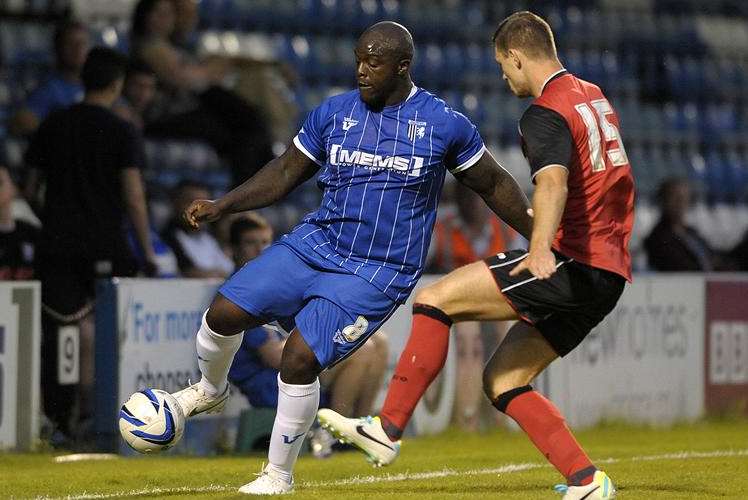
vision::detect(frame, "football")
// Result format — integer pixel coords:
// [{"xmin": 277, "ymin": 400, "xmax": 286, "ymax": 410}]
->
[{"xmin": 118, "ymin": 389, "xmax": 185, "ymax": 453}]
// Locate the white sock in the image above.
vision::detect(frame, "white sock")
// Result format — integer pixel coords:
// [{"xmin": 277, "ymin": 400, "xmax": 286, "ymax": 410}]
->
[
  {"xmin": 196, "ymin": 311, "xmax": 243, "ymax": 396},
  {"xmin": 267, "ymin": 374, "xmax": 320, "ymax": 483}
]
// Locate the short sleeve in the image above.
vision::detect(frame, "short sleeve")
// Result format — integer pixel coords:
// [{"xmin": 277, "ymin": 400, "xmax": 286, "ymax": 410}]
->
[
  {"xmin": 243, "ymin": 326, "xmax": 271, "ymax": 349},
  {"xmin": 444, "ymin": 110, "xmax": 486, "ymax": 174},
  {"xmin": 292, "ymin": 101, "xmax": 329, "ymax": 166},
  {"xmin": 519, "ymin": 105, "xmax": 573, "ymax": 181}
]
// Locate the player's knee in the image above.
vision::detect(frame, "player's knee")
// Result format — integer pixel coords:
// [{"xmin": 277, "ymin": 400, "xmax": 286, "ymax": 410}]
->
[
  {"xmin": 414, "ymin": 285, "xmax": 442, "ymax": 309},
  {"xmin": 206, "ymin": 295, "xmax": 256, "ymax": 335},
  {"xmin": 482, "ymin": 365, "xmax": 520, "ymax": 402},
  {"xmin": 280, "ymin": 343, "xmax": 321, "ymax": 385}
]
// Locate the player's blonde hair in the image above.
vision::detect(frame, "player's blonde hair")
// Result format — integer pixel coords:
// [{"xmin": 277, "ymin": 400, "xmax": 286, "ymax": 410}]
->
[{"xmin": 492, "ymin": 11, "xmax": 557, "ymax": 60}]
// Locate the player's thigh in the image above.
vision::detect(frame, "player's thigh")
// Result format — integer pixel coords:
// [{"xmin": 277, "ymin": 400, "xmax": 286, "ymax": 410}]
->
[
  {"xmin": 216, "ymin": 243, "xmax": 313, "ymax": 327},
  {"xmin": 482, "ymin": 321, "xmax": 558, "ymax": 399},
  {"xmin": 416, "ymin": 260, "xmax": 519, "ymax": 322},
  {"xmin": 297, "ymin": 275, "xmax": 397, "ymax": 370}
]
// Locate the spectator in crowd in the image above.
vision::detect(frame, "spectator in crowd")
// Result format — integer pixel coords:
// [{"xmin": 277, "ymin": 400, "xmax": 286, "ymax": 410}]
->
[
  {"xmin": 130, "ymin": 0, "xmax": 274, "ymax": 187},
  {"xmin": 160, "ymin": 180, "xmax": 234, "ymax": 278},
  {"xmin": 11, "ymin": 21, "xmax": 90, "ymax": 136},
  {"xmin": 171, "ymin": 0, "xmax": 200, "ymax": 52},
  {"xmin": 645, "ymin": 177, "xmax": 716, "ymax": 271},
  {"xmin": 427, "ymin": 183, "xmax": 518, "ymax": 430},
  {"xmin": 0, "ymin": 165, "xmax": 39, "ymax": 280},
  {"xmin": 429, "ymin": 183, "xmax": 519, "ymax": 273},
  {"xmin": 227, "ymin": 215, "xmax": 389, "ymax": 458},
  {"xmin": 229, "ymin": 213, "xmax": 274, "ymax": 269},
  {"xmin": 25, "ymin": 47, "xmax": 156, "ymax": 445},
  {"xmin": 113, "ymin": 60, "xmax": 158, "ymax": 130}
]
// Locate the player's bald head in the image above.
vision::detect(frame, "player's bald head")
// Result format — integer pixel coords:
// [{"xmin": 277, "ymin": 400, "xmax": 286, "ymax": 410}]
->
[{"xmin": 357, "ymin": 21, "xmax": 414, "ymax": 62}]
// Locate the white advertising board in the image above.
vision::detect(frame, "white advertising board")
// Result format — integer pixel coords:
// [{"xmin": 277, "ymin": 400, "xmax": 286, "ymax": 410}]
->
[
  {"xmin": 546, "ymin": 275, "xmax": 705, "ymax": 428},
  {"xmin": 95, "ymin": 278, "xmax": 249, "ymax": 453},
  {"xmin": 0, "ymin": 281, "xmax": 41, "ymax": 450}
]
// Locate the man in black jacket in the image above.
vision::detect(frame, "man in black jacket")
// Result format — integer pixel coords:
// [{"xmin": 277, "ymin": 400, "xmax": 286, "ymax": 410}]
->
[
  {"xmin": 645, "ymin": 177, "xmax": 715, "ymax": 271},
  {"xmin": 25, "ymin": 47, "xmax": 156, "ymax": 444}
]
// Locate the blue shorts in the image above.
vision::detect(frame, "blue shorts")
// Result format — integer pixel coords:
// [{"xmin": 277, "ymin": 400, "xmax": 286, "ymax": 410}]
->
[{"xmin": 219, "ymin": 242, "xmax": 398, "ymax": 368}]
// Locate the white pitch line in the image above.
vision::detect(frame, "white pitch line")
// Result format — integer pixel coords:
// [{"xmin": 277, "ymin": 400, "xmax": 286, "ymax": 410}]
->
[
  {"xmin": 37, "ymin": 448, "xmax": 748, "ymax": 500},
  {"xmin": 301, "ymin": 462, "xmax": 542, "ymax": 487}
]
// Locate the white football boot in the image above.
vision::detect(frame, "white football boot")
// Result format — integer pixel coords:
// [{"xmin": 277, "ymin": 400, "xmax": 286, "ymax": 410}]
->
[
  {"xmin": 172, "ymin": 382, "xmax": 230, "ymax": 418},
  {"xmin": 317, "ymin": 409, "xmax": 400, "ymax": 467},
  {"xmin": 555, "ymin": 471, "xmax": 616, "ymax": 499},
  {"xmin": 238, "ymin": 464, "xmax": 294, "ymax": 495}
]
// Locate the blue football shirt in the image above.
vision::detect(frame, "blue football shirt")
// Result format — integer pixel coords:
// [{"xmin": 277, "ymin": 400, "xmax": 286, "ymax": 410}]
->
[{"xmin": 284, "ymin": 86, "xmax": 485, "ymax": 302}]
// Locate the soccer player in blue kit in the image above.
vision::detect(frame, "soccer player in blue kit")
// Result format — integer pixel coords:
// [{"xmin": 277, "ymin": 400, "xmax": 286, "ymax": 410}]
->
[{"xmin": 172, "ymin": 21, "xmax": 532, "ymax": 495}]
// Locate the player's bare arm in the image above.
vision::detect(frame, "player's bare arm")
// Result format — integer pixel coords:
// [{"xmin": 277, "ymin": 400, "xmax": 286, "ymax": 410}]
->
[
  {"xmin": 121, "ymin": 167, "xmax": 157, "ymax": 271},
  {"xmin": 455, "ymin": 150, "xmax": 533, "ymax": 240},
  {"xmin": 184, "ymin": 144, "xmax": 319, "ymax": 228},
  {"xmin": 510, "ymin": 166, "xmax": 568, "ymax": 279}
]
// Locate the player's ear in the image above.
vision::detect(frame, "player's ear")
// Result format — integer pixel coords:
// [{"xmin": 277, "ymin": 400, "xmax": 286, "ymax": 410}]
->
[
  {"xmin": 397, "ymin": 58, "xmax": 411, "ymax": 75},
  {"xmin": 508, "ymin": 49, "xmax": 522, "ymax": 69}
]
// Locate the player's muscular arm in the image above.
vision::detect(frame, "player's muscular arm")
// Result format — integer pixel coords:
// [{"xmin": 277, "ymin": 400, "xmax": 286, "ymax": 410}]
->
[
  {"xmin": 511, "ymin": 166, "xmax": 568, "ymax": 279},
  {"xmin": 455, "ymin": 151, "xmax": 533, "ymax": 240},
  {"xmin": 184, "ymin": 145, "xmax": 319, "ymax": 228}
]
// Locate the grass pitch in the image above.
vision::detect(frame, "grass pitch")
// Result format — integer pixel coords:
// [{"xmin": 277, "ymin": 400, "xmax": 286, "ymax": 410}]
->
[{"xmin": 2, "ymin": 420, "xmax": 748, "ymax": 499}]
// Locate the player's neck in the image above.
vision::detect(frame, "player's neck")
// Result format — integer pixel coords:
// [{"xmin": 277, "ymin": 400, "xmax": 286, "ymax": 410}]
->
[
  {"xmin": 383, "ymin": 78, "xmax": 414, "ymax": 107},
  {"xmin": 84, "ymin": 91, "xmax": 117, "ymax": 109},
  {"xmin": 529, "ymin": 60, "xmax": 565, "ymax": 98}
]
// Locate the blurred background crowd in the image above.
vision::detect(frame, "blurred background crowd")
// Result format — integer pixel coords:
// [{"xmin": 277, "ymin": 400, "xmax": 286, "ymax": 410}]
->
[{"xmin": 1, "ymin": 0, "xmax": 747, "ymax": 449}]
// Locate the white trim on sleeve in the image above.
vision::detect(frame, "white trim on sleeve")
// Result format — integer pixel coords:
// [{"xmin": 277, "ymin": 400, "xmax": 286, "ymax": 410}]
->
[
  {"xmin": 450, "ymin": 145, "xmax": 486, "ymax": 174},
  {"xmin": 292, "ymin": 135, "xmax": 324, "ymax": 166},
  {"xmin": 531, "ymin": 163, "xmax": 569, "ymax": 181}
]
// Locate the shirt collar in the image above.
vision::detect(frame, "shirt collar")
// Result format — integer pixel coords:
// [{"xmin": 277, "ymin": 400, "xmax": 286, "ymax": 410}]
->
[
  {"xmin": 540, "ymin": 69, "xmax": 568, "ymax": 95},
  {"xmin": 406, "ymin": 84, "xmax": 418, "ymax": 101}
]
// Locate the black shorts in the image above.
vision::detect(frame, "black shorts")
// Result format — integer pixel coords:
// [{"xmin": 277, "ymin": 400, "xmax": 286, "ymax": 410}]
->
[
  {"xmin": 485, "ymin": 249, "xmax": 626, "ymax": 357},
  {"xmin": 37, "ymin": 253, "xmax": 138, "ymax": 320}
]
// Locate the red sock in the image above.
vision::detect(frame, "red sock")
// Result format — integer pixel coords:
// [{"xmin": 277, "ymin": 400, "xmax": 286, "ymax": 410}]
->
[
  {"xmin": 379, "ymin": 304, "xmax": 451, "ymax": 441},
  {"xmin": 494, "ymin": 387, "xmax": 596, "ymax": 486}
]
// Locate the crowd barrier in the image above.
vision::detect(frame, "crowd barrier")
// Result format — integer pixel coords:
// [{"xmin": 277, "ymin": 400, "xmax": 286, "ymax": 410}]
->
[{"xmin": 1, "ymin": 274, "xmax": 746, "ymax": 451}]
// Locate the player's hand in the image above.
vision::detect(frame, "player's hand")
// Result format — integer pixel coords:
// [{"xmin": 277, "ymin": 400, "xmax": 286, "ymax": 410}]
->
[
  {"xmin": 183, "ymin": 199, "xmax": 223, "ymax": 229},
  {"xmin": 510, "ymin": 247, "xmax": 557, "ymax": 280}
]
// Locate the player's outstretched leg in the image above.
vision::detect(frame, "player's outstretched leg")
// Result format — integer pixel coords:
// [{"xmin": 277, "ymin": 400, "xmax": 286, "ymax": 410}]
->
[
  {"xmin": 239, "ymin": 329, "xmax": 322, "ymax": 495},
  {"xmin": 173, "ymin": 294, "xmax": 260, "ymax": 417},
  {"xmin": 318, "ymin": 261, "xmax": 516, "ymax": 466},
  {"xmin": 484, "ymin": 322, "xmax": 616, "ymax": 499}
]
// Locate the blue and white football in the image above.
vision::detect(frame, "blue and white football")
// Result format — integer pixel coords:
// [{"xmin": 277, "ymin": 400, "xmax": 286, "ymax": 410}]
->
[{"xmin": 119, "ymin": 389, "xmax": 185, "ymax": 453}]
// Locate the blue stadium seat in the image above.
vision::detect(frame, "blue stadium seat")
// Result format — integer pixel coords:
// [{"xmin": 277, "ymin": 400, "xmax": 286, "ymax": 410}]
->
[{"xmin": 705, "ymin": 149, "xmax": 729, "ymax": 203}]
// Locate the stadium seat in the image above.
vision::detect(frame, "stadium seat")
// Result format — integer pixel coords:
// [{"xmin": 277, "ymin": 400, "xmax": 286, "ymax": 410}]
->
[{"xmin": 234, "ymin": 407, "xmax": 277, "ymax": 453}]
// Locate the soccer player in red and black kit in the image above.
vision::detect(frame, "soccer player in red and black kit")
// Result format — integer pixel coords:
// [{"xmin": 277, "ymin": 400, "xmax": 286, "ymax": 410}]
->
[{"xmin": 319, "ymin": 11, "xmax": 634, "ymax": 500}]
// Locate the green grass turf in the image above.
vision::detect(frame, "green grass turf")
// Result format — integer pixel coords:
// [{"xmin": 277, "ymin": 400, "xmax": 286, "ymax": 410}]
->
[{"xmin": 2, "ymin": 419, "xmax": 747, "ymax": 499}]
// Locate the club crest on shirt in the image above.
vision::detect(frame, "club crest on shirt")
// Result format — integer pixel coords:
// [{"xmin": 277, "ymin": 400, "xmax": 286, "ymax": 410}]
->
[
  {"xmin": 342, "ymin": 117, "xmax": 359, "ymax": 131},
  {"xmin": 408, "ymin": 119, "xmax": 427, "ymax": 142}
]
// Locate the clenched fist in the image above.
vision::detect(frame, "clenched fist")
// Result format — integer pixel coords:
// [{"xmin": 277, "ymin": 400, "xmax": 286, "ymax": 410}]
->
[{"xmin": 183, "ymin": 199, "xmax": 223, "ymax": 229}]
